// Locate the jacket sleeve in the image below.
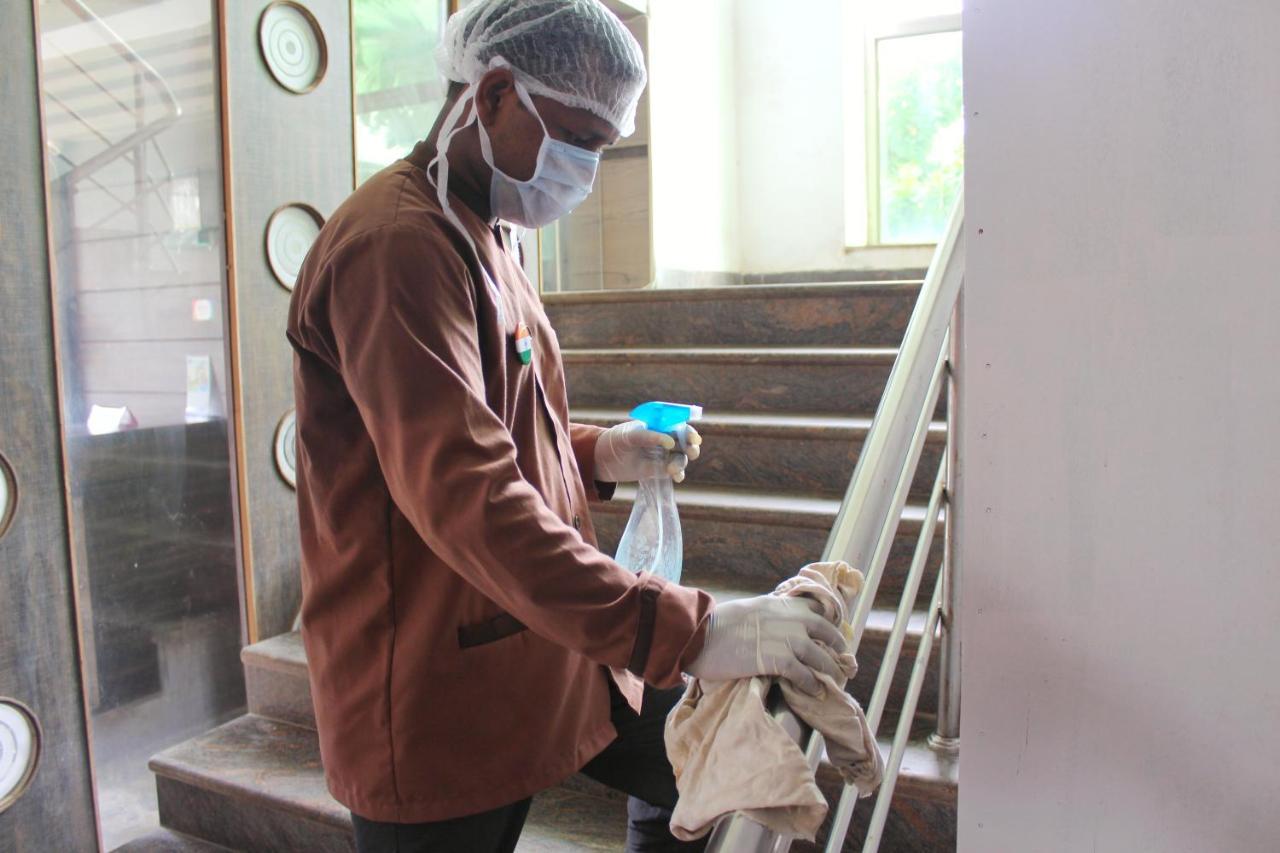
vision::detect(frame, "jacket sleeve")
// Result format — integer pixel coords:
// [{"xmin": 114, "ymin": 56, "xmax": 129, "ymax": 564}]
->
[
  {"xmin": 569, "ymin": 422, "xmax": 616, "ymax": 501},
  {"xmin": 311, "ymin": 224, "xmax": 709, "ymax": 687}
]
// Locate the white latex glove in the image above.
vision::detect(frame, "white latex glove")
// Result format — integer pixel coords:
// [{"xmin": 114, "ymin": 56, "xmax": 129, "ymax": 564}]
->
[
  {"xmin": 594, "ymin": 420, "xmax": 702, "ymax": 484},
  {"xmin": 685, "ymin": 595, "xmax": 848, "ymax": 696}
]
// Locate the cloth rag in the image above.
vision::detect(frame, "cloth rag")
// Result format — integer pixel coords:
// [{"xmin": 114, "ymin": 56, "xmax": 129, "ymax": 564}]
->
[{"xmin": 664, "ymin": 561, "xmax": 885, "ymax": 841}]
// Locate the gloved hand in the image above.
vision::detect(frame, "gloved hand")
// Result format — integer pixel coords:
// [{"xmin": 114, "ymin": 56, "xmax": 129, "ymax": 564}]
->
[
  {"xmin": 685, "ymin": 595, "xmax": 848, "ymax": 696},
  {"xmin": 594, "ymin": 420, "xmax": 702, "ymax": 484}
]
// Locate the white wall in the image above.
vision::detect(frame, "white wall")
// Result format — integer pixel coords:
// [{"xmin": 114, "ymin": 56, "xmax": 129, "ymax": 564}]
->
[
  {"xmin": 958, "ymin": 2, "xmax": 1280, "ymax": 851},
  {"xmin": 647, "ymin": 0, "xmax": 932, "ymax": 281},
  {"xmin": 648, "ymin": 0, "xmax": 741, "ymax": 283},
  {"xmin": 733, "ymin": 0, "xmax": 846, "ymax": 274},
  {"xmin": 733, "ymin": 0, "xmax": 935, "ymax": 276}
]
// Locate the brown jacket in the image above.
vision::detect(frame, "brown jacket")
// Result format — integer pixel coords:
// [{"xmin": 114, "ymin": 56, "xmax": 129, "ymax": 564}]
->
[{"xmin": 285, "ymin": 151, "xmax": 712, "ymax": 823}]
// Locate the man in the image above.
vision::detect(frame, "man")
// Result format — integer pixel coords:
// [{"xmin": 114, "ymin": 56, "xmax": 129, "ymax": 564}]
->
[{"xmin": 286, "ymin": 2, "xmax": 848, "ymax": 851}]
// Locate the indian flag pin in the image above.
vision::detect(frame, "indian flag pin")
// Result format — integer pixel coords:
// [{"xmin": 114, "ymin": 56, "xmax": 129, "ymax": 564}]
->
[{"xmin": 514, "ymin": 322, "xmax": 533, "ymax": 365}]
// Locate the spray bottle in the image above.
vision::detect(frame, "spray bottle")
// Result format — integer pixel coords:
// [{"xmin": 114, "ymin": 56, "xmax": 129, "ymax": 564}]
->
[{"xmin": 614, "ymin": 401, "xmax": 703, "ymax": 584}]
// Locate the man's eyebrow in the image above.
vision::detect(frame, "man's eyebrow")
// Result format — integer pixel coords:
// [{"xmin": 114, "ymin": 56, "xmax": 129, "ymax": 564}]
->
[{"xmin": 561, "ymin": 120, "xmax": 606, "ymax": 142}]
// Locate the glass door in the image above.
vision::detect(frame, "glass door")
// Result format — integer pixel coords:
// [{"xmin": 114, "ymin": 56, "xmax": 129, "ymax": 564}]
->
[{"xmin": 34, "ymin": 0, "xmax": 246, "ymax": 847}]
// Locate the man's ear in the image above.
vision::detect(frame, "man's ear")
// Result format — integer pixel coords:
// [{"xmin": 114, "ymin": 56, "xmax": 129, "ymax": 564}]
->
[{"xmin": 475, "ymin": 67, "xmax": 516, "ymax": 128}]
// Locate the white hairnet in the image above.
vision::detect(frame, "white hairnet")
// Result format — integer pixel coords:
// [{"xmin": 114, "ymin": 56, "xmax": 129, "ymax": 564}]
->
[{"xmin": 436, "ymin": 0, "xmax": 647, "ymax": 137}]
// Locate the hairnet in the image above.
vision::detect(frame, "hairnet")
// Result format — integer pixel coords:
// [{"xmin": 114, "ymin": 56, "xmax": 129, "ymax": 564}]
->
[{"xmin": 436, "ymin": 0, "xmax": 647, "ymax": 137}]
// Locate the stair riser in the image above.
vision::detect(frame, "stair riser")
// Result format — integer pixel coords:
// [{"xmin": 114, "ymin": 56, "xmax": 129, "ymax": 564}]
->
[
  {"xmin": 546, "ymin": 288, "xmax": 919, "ymax": 349},
  {"xmin": 157, "ymin": 776, "xmax": 353, "ymax": 853},
  {"xmin": 245, "ymin": 662, "xmax": 315, "ymax": 731},
  {"xmin": 564, "ymin": 358, "xmax": 892, "ymax": 416},
  {"xmin": 689, "ymin": 432, "xmax": 942, "ymax": 500},
  {"xmin": 849, "ymin": 625, "xmax": 941, "ymax": 720},
  {"xmin": 798, "ymin": 773, "xmax": 957, "ymax": 853},
  {"xmin": 576, "ymin": 415, "xmax": 944, "ymax": 499},
  {"xmin": 592, "ymin": 510, "xmax": 944, "ymax": 610}
]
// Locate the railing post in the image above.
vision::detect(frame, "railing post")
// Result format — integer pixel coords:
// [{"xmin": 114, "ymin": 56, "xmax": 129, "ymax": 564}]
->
[{"xmin": 930, "ymin": 294, "xmax": 963, "ymax": 751}]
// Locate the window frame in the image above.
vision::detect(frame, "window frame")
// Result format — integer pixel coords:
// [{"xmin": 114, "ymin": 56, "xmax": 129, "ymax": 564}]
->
[{"xmin": 851, "ymin": 10, "xmax": 962, "ymax": 247}]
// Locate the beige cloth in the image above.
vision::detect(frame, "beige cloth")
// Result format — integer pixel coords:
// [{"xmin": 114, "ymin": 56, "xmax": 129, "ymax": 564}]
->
[{"xmin": 665, "ymin": 561, "xmax": 885, "ymax": 841}]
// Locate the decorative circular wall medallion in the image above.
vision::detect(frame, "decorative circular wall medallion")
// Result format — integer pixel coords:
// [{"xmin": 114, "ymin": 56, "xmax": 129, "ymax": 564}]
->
[
  {"xmin": 0, "ymin": 699, "xmax": 41, "ymax": 814},
  {"xmin": 0, "ymin": 454, "xmax": 15, "ymax": 541},
  {"xmin": 274, "ymin": 409, "xmax": 297, "ymax": 489},
  {"xmin": 258, "ymin": 1, "xmax": 328, "ymax": 94},
  {"xmin": 265, "ymin": 203, "xmax": 324, "ymax": 291}
]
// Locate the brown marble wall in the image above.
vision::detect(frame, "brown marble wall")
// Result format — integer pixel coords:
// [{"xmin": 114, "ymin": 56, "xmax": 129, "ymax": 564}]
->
[
  {"xmin": 222, "ymin": 0, "xmax": 354, "ymax": 640},
  {"xmin": 0, "ymin": 3, "xmax": 97, "ymax": 847}
]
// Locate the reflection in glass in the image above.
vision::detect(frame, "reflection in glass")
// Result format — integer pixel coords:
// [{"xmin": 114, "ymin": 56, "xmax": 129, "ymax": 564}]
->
[
  {"xmin": 36, "ymin": 1, "xmax": 245, "ymax": 847},
  {"xmin": 878, "ymin": 30, "xmax": 963, "ymax": 244},
  {"xmin": 353, "ymin": 0, "xmax": 449, "ymax": 184}
]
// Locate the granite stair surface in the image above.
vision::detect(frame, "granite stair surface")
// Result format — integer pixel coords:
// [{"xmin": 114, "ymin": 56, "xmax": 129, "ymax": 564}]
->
[
  {"xmin": 144, "ymin": 714, "xmax": 630, "ymax": 853},
  {"xmin": 543, "ymin": 281, "xmax": 922, "ymax": 349},
  {"xmin": 562, "ymin": 346, "xmax": 901, "ymax": 415},
  {"xmin": 572, "ymin": 410, "xmax": 946, "ymax": 500},
  {"xmin": 139, "ymin": 279, "xmax": 956, "ymax": 852}
]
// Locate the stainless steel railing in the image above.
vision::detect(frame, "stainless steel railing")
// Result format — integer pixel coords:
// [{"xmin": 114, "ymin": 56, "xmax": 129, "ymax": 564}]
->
[{"xmin": 706, "ymin": 193, "xmax": 964, "ymax": 853}]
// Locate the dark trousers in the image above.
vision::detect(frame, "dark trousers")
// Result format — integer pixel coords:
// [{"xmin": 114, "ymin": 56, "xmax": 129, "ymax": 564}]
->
[{"xmin": 351, "ymin": 681, "xmax": 707, "ymax": 853}]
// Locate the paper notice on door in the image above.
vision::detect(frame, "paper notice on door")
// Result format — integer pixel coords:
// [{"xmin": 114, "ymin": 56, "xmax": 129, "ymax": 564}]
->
[
  {"xmin": 185, "ymin": 354, "xmax": 214, "ymax": 422},
  {"xmin": 87, "ymin": 405, "xmax": 138, "ymax": 435}
]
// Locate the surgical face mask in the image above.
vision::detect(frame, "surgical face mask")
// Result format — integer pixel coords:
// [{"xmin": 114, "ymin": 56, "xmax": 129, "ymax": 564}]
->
[{"xmin": 476, "ymin": 80, "xmax": 601, "ymax": 228}]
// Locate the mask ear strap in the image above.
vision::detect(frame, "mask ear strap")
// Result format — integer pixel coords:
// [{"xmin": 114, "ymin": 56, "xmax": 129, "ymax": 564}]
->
[
  {"xmin": 428, "ymin": 82, "xmax": 507, "ymax": 324},
  {"xmin": 478, "ymin": 58, "xmax": 552, "ymax": 184},
  {"xmin": 429, "ymin": 84, "xmax": 479, "ymax": 244}
]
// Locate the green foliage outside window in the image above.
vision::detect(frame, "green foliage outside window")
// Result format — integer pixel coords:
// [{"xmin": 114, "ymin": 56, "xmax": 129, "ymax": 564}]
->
[
  {"xmin": 354, "ymin": 0, "xmax": 448, "ymax": 184},
  {"xmin": 878, "ymin": 30, "xmax": 963, "ymax": 244}
]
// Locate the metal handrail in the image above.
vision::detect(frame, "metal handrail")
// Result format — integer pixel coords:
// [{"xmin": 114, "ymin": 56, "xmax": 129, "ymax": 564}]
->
[
  {"xmin": 706, "ymin": 193, "xmax": 964, "ymax": 853},
  {"xmin": 860, "ymin": 571, "xmax": 945, "ymax": 850}
]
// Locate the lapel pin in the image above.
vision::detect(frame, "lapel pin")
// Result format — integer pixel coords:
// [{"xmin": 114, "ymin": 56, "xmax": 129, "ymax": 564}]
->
[{"xmin": 514, "ymin": 322, "xmax": 533, "ymax": 365}]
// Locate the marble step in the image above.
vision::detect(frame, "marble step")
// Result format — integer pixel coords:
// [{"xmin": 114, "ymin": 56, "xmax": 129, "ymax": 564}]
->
[
  {"xmin": 543, "ymin": 281, "xmax": 922, "ymax": 349},
  {"xmin": 245, "ymin": 558, "xmax": 939, "ymax": 739},
  {"xmin": 573, "ymin": 409, "xmax": 946, "ymax": 500},
  {"xmin": 592, "ymin": 486, "xmax": 945, "ymax": 613},
  {"xmin": 149, "ymin": 714, "xmax": 953, "ymax": 853},
  {"xmin": 148, "ymin": 715, "xmax": 629, "ymax": 853},
  {"xmin": 561, "ymin": 347, "xmax": 899, "ymax": 416},
  {"xmin": 111, "ymin": 827, "xmax": 236, "ymax": 852}
]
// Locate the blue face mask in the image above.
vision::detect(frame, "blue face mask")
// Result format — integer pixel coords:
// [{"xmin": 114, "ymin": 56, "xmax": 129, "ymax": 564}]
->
[{"xmin": 476, "ymin": 80, "xmax": 601, "ymax": 228}]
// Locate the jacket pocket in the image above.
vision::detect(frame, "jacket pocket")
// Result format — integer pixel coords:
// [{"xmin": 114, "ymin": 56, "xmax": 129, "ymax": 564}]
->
[{"xmin": 457, "ymin": 611, "xmax": 528, "ymax": 649}]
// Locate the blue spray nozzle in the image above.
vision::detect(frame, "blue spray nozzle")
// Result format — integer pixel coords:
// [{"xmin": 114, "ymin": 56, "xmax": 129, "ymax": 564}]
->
[{"xmin": 629, "ymin": 401, "xmax": 704, "ymax": 434}]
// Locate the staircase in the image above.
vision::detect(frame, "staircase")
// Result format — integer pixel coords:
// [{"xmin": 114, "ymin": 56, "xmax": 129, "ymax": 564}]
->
[
  {"xmin": 550, "ymin": 281, "xmax": 958, "ymax": 851},
  {"xmin": 121, "ymin": 279, "xmax": 957, "ymax": 852}
]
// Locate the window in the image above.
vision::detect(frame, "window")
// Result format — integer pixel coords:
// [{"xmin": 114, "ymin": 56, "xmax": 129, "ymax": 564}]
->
[
  {"xmin": 848, "ymin": 2, "xmax": 963, "ymax": 246},
  {"xmin": 352, "ymin": 0, "xmax": 450, "ymax": 184}
]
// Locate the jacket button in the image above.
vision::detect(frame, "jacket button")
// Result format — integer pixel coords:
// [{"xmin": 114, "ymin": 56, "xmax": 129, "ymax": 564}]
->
[{"xmin": 572, "ymin": 515, "xmax": 582, "ymax": 530}]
